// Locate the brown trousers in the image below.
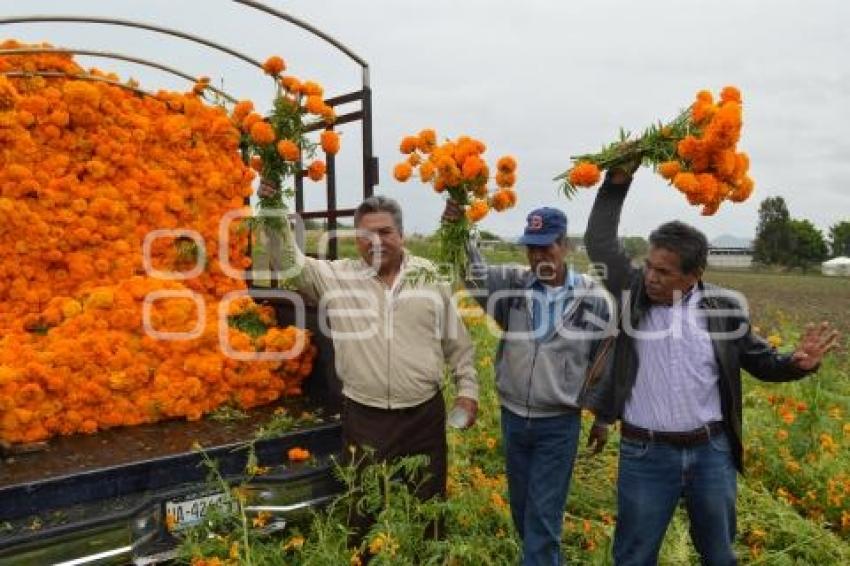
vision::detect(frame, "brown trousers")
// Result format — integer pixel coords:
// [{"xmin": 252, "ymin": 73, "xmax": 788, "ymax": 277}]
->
[{"xmin": 341, "ymin": 392, "xmax": 447, "ymax": 542}]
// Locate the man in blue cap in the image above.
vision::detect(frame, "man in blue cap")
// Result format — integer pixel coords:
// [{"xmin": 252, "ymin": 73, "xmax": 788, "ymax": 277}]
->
[{"xmin": 444, "ymin": 203, "xmax": 614, "ymax": 565}]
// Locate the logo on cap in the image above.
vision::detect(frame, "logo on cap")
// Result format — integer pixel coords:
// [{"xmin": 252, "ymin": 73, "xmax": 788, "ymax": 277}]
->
[{"xmin": 529, "ymin": 215, "xmax": 543, "ymax": 230}]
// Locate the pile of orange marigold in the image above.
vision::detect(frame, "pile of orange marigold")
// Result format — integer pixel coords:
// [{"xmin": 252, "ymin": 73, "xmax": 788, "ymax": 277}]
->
[
  {"xmin": 559, "ymin": 86, "xmax": 754, "ymax": 216},
  {"xmin": 0, "ymin": 41, "xmax": 315, "ymax": 444}
]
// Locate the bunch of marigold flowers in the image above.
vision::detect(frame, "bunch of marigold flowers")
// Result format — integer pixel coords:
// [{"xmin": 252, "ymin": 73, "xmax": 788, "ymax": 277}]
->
[
  {"xmin": 231, "ymin": 55, "xmax": 342, "ymax": 226},
  {"xmin": 0, "ymin": 43, "xmax": 315, "ymax": 444},
  {"xmin": 393, "ymin": 129, "xmax": 517, "ymax": 278},
  {"xmin": 557, "ymin": 86, "xmax": 753, "ymax": 216}
]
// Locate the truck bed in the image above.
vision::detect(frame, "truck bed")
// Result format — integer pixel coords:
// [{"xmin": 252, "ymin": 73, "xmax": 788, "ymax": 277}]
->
[
  {"xmin": 1, "ymin": 401, "xmax": 320, "ymax": 490},
  {"xmin": 0, "ymin": 402, "xmax": 343, "ymax": 564}
]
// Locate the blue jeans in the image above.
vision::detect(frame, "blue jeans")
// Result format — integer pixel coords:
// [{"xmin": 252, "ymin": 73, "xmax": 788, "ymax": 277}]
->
[
  {"xmin": 613, "ymin": 432, "xmax": 738, "ymax": 566},
  {"xmin": 501, "ymin": 406, "xmax": 581, "ymax": 566}
]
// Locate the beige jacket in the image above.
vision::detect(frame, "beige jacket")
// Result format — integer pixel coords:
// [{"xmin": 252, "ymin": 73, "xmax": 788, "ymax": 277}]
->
[{"xmin": 281, "ymin": 228, "xmax": 478, "ymax": 409}]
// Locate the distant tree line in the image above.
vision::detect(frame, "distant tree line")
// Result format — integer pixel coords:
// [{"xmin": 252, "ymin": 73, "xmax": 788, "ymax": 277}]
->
[{"xmin": 753, "ymin": 196, "xmax": 849, "ymax": 271}]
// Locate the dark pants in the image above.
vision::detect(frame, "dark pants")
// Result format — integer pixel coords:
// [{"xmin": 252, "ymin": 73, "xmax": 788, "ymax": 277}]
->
[
  {"xmin": 341, "ymin": 393, "xmax": 447, "ymax": 542},
  {"xmin": 614, "ymin": 432, "xmax": 738, "ymax": 566},
  {"xmin": 501, "ymin": 406, "xmax": 582, "ymax": 566}
]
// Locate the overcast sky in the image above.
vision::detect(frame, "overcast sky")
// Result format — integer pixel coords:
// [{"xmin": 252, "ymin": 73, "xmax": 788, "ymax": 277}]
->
[{"xmin": 4, "ymin": 0, "xmax": 848, "ymax": 241}]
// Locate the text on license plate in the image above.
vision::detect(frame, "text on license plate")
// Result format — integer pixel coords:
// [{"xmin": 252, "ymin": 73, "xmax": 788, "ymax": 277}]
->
[{"xmin": 165, "ymin": 492, "xmax": 236, "ymax": 529}]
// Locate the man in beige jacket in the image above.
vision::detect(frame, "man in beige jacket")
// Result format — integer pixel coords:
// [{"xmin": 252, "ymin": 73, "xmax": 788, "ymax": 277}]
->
[{"xmin": 259, "ymin": 183, "xmax": 478, "ymax": 529}]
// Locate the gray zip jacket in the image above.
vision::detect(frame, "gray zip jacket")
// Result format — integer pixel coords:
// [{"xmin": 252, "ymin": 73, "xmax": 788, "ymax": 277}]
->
[{"xmin": 466, "ymin": 239, "xmax": 614, "ymax": 418}]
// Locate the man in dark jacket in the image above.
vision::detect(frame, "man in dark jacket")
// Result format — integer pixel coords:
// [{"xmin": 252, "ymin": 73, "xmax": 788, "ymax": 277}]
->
[{"xmin": 583, "ymin": 165, "xmax": 839, "ymax": 566}]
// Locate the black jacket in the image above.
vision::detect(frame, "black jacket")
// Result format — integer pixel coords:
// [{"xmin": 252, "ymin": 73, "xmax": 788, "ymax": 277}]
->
[{"xmin": 583, "ymin": 175, "xmax": 814, "ymax": 472}]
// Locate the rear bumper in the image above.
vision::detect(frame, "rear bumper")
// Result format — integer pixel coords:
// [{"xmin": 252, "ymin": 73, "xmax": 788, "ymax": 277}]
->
[{"xmin": 0, "ymin": 423, "xmax": 342, "ymax": 565}]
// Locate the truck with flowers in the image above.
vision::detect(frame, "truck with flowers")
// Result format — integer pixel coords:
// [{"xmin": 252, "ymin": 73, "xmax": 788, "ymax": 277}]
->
[{"xmin": 0, "ymin": 4, "xmax": 377, "ymax": 564}]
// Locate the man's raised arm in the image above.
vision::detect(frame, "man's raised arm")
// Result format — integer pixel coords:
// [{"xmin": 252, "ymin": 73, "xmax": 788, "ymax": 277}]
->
[
  {"xmin": 258, "ymin": 180, "xmax": 331, "ymax": 302},
  {"xmin": 584, "ymin": 167, "xmax": 638, "ymax": 296}
]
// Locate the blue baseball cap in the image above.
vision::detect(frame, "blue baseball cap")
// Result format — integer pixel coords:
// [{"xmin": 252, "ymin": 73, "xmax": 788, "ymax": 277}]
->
[{"xmin": 518, "ymin": 207, "xmax": 568, "ymax": 246}]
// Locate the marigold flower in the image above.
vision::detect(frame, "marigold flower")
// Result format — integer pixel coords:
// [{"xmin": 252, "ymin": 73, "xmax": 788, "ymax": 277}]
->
[
  {"xmin": 0, "ymin": 75, "xmax": 20, "ymax": 110},
  {"xmin": 490, "ymin": 189, "xmax": 514, "ymax": 212},
  {"xmin": 304, "ymin": 95, "xmax": 325, "ymax": 115},
  {"xmin": 276, "ymin": 139, "xmax": 300, "ymax": 161},
  {"xmin": 287, "ymin": 447, "xmax": 311, "ymax": 461},
  {"xmin": 262, "ymin": 55, "xmax": 286, "ymax": 76},
  {"xmin": 691, "ymin": 102, "xmax": 716, "ymax": 124},
  {"xmin": 249, "ymin": 121, "xmax": 276, "ymax": 144},
  {"xmin": 733, "ymin": 152, "xmax": 750, "ymax": 179},
  {"xmin": 282, "ymin": 535, "xmax": 305, "ymax": 551},
  {"xmin": 497, "ymin": 155, "xmax": 517, "ymax": 174},
  {"xmin": 728, "ymin": 176, "xmax": 754, "ymax": 203},
  {"xmin": 232, "ymin": 100, "xmax": 254, "ymax": 121},
  {"xmin": 393, "ymin": 162, "xmax": 413, "ymax": 182},
  {"xmin": 567, "ymin": 162, "xmax": 601, "ymax": 188},
  {"xmin": 495, "ymin": 171, "xmax": 516, "ymax": 188},
  {"xmin": 676, "ymin": 135, "xmax": 699, "ymax": 160},
  {"xmin": 400, "ymin": 135, "xmax": 419, "ymax": 154},
  {"xmin": 300, "ymin": 81, "xmax": 323, "ymax": 97},
  {"xmin": 280, "ymin": 75, "xmax": 302, "ymax": 94},
  {"xmin": 713, "ymin": 150, "xmax": 737, "ymax": 179},
  {"xmin": 820, "ymin": 433, "xmax": 837, "ymax": 454},
  {"xmin": 417, "ymin": 128, "xmax": 437, "ymax": 152},
  {"xmin": 251, "ymin": 511, "xmax": 272, "ymax": 528},
  {"xmin": 673, "ymin": 172, "xmax": 700, "ymax": 194},
  {"xmin": 466, "ymin": 199, "xmax": 489, "ymax": 222},
  {"xmin": 696, "ymin": 90, "xmax": 714, "ymax": 104},
  {"xmin": 658, "ymin": 161, "xmax": 681, "ymax": 180},
  {"xmin": 320, "ymin": 104, "xmax": 336, "ymax": 125},
  {"xmin": 720, "ymin": 85, "xmax": 742, "ymax": 104},
  {"xmin": 240, "ymin": 111, "xmax": 261, "ymax": 131},
  {"xmin": 320, "ymin": 130, "xmax": 340, "ymax": 154},
  {"xmin": 307, "ymin": 160, "xmax": 326, "ymax": 181},
  {"xmin": 368, "ymin": 533, "xmax": 398, "ymax": 556},
  {"xmin": 462, "ymin": 155, "xmax": 485, "ymax": 180},
  {"xmin": 419, "ymin": 160, "xmax": 436, "ymax": 182}
]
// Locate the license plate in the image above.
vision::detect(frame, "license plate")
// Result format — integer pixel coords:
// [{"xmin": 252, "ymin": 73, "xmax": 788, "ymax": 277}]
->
[{"xmin": 165, "ymin": 492, "xmax": 236, "ymax": 530}]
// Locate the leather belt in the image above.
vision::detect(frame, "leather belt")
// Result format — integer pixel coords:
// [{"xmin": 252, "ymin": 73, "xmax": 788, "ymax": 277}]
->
[{"xmin": 621, "ymin": 421, "xmax": 724, "ymax": 447}]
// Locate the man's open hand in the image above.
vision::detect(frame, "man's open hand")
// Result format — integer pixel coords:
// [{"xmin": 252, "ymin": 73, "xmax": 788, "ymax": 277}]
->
[{"xmin": 791, "ymin": 321, "xmax": 840, "ymax": 371}]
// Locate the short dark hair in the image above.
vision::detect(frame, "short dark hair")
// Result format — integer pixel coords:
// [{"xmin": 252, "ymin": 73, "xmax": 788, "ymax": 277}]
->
[
  {"xmin": 648, "ymin": 221, "xmax": 708, "ymax": 274},
  {"xmin": 354, "ymin": 195, "xmax": 403, "ymax": 235}
]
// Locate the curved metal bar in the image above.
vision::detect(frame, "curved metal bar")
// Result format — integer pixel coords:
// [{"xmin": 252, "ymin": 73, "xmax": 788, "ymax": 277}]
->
[
  {"xmin": 0, "ymin": 15, "xmax": 266, "ymax": 72},
  {"xmin": 232, "ymin": 0, "xmax": 369, "ymax": 74},
  {"xmin": 0, "ymin": 70, "xmax": 153, "ymax": 97},
  {"xmin": 0, "ymin": 47, "xmax": 237, "ymax": 103}
]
